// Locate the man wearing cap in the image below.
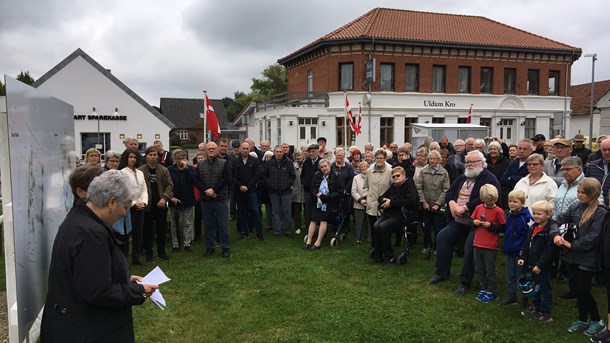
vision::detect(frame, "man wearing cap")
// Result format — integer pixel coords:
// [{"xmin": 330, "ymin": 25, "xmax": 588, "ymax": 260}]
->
[
  {"xmin": 543, "ymin": 138, "xmax": 573, "ymax": 186},
  {"xmin": 301, "ymin": 144, "xmax": 321, "ymax": 227},
  {"xmin": 531, "ymin": 134, "xmax": 547, "ymax": 159},
  {"xmin": 571, "ymin": 133, "xmax": 592, "ymax": 166},
  {"xmin": 317, "ymin": 137, "xmax": 327, "ymax": 159}
]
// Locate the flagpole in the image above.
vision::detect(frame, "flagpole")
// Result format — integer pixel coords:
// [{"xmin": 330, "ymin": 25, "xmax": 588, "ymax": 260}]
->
[
  {"xmin": 203, "ymin": 90, "xmax": 208, "ymax": 143},
  {"xmin": 344, "ymin": 91, "xmax": 347, "ymax": 148}
]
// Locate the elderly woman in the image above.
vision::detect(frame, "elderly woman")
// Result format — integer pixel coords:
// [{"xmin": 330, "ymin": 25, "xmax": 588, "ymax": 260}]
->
[
  {"xmin": 332, "ymin": 148, "xmax": 355, "ymax": 233},
  {"xmin": 291, "ymin": 150, "xmax": 305, "ymax": 234},
  {"xmin": 514, "ymin": 153, "xmax": 558, "ymax": 210},
  {"xmin": 41, "ymin": 170, "xmax": 158, "ymax": 342},
  {"xmin": 104, "ymin": 150, "xmax": 121, "ymax": 171},
  {"xmin": 303, "ymin": 159, "xmax": 344, "ymax": 250},
  {"xmin": 350, "ymin": 148, "xmax": 363, "ymax": 171},
  {"xmin": 416, "ymin": 150, "xmax": 450, "ymax": 256},
  {"xmin": 414, "ymin": 147, "xmax": 429, "ymax": 181},
  {"xmin": 85, "ymin": 147, "xmax": 101, "ymax": 167},
  {"xmin": 364, "ymin": 149, "xmax": 393, "ymax": 261},
  {"xmin": 351, "ymin": 161, "xmax": 370, "ymax": 244},
  {"xmin": 364, "ymin": 151, "xmax": 374, "ymax": 165},
  {"xmin": 486, "ymin": 141, "xmax": 509, "ymax": 181},
  {"xmin": 105, "ymin": 150, "xmax": 131, "ymax": 255},
  {"xmin": 372, "ymin": 167, "xmax": 419, "ymax": 263},
  {"xmin": 120, "ymin": 149, "xmax": 148, "ymax": 265}
]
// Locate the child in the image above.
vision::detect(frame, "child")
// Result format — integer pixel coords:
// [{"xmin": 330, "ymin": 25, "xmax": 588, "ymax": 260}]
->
[
  {"xmin": 502, "ymin": 189, "xmax": 532, "ymax": 305},
  {"xmin": 518, "ymin": 200, "xmax": 556, "ymax": 323},
  {"xmin": 553, "ymin": 177, "xmax": 607, "ymax": 336},
  {"xmin": 471, "ymin": 184, "xmax": 506, "ymax": 303}
]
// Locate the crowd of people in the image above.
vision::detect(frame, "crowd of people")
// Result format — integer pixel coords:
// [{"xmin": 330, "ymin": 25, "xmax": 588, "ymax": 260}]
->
[{"xmin": 56, "ymin": 131, "xmax": 610, "ymax": 341}]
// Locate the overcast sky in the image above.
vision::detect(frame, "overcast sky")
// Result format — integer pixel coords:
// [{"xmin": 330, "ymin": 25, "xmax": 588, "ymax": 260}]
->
[{"xmin": 1, "ymin": 0, "xmax": 608, "ymax": 106}]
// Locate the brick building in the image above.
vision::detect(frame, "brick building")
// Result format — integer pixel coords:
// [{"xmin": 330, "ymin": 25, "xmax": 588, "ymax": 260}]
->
[{"xmin": 237, "ymin": 8, "xmax": 582, "ymax": 150}]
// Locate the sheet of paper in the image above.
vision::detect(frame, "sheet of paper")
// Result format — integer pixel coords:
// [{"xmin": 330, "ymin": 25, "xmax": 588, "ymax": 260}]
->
[{"xmin": 139, "ymin": 266, "xmax": 170, "ymax": 310}]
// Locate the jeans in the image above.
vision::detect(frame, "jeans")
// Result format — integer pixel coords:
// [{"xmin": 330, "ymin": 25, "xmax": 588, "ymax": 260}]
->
[
  {"xmin": 474, "ymin": 247, "xmax": 497, "ymax": 293},
  {"xmin": 130, "ymin": 208, "xmax": 145, "ymax": 262},
  {"xmin": 505, "ymin": 254, "xmax": 521, "ymax": 299},
  {"xmin": 532, "ymin": 271, "xmax": 552, "ymax": 315},
  {"xmin": 170, "ymin": 206, "xmax": 193, "ymax": 248},
  {"xmin": 202, "ymin": 200, "xmax": 230, "ymax": 250},
  {"xmin": 143, "ymin": 206, "xmax": 168, "ymax": 257},
  {"xmin": 421, "ymin": 210, "xmax": 446, "ymax": 249},
  {"xmin": 236, "ymin": 191, "xmax": 262, "ymax": 237},
  {"xmin": 270, "ymin": 192, "xmax": 292, "ymax": 235},
  {"xmin": 434, "ymin": 221, "xmax": 474, "ymax": 287}
]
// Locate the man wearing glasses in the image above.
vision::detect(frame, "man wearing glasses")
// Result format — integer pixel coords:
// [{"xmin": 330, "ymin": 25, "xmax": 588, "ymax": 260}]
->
[
  {"xmin": 429, "ymin": 151, "xmax": 501, "ymax": 296},
  {"xmin": 586, "ymin": 138, "xmax": 610, "ymax": 206},
  {"xmin": 544, "ymin": 138, "xmax": 573, "ymax": 186}
]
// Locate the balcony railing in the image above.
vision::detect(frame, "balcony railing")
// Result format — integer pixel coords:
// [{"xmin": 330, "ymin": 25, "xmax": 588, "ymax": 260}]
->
[{"xmin": 255, "ymin": 91, "xmax": 329, "ymax": 111}]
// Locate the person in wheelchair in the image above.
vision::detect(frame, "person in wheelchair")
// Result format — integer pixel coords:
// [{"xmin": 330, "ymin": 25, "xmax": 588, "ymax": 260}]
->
[
  {"xmin": 371, "ymin": 167, "xmax": 418, "ymax": 264},
  {"xmin": 303, "ymin": 159, "xmax": 344, "ymax": 250}
]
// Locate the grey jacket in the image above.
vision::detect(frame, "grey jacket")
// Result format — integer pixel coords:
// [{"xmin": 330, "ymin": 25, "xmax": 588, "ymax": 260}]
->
[{"xmin": 415, "ymin": 164, "xmax": 450, "ymax": 206}]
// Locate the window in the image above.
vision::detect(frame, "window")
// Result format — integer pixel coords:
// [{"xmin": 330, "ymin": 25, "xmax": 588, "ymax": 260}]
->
[
  {"xmin": 527, "ymin": 70, "xmax": 539, "ymax": 95},
  {"xmin": 266, "ymin": 120, "xmax": 272, "ymax": 141},
  {"xmin": 380, "ymin": 63, "xmax": 394, "ymax": 91},
  {"xmin": 404, "ymin": 117, "xmax": 418, "ymax": 143},
  {"xmin": 524, "ymin": 118, "xmax": 536, "ymax": 139},
  {"xmin": 277, "ymin": 118, "xmax": 281, "ymax": 145},
  {"xmin": 336, "ymin": 118, "xmax": 355, "ymax": 147},
  {"xmin": 480, "ymin": 67, "xmax": 493, "ymax": 93},
  {"xmin": 458, "ymin": 67, "xmax": 470, "ymax": 93},
  {"xmin": 177, "ymin": 129, "xmax": 188, "ymax": 140},
  {"xmin": 504, "ymin": 69, "xmax": 516, "ymax": 94},
  {"xmin": 405, "ymin": 64, "xmax": 419, "ymax": 91},
  {"xmin": 457, "ymin": 118, "xmax": 468, "ymax": 124},
  {"xmin": 380, "ymin": 118, "xmax": 394, "ymax": 146},
  {"xmin": 480, "ymin": 118, "xmax": 491, "ymax": 128},
  {"xmin": 432, "ymin": 66, "xmax": 445, "ymax": 93},
  {"xmin": 549, "ymin": 118, "xmax": 561, "ymax": 138},
  {"xmin": 81, "ymin": 132, "xmax": 111, "ymax": 160},
  {"xmin": 339, "ymin": 63, "xmax": 354, "ymax": 91},
  {"xmin": 432, "ymin": 117, "xmax": 445, "ymax": 124},
  {"xmin": 548, "ymin": 70, "xmax": 560, "ymax": 95}
]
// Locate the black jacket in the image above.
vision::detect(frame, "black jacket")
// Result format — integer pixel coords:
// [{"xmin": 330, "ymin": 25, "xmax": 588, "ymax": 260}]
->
[
  {"xmin": 262, "ymin": 156, "xmax": 296, "ymax": 195},
  {"xmin": 379, "ymin": 177, "xmax": 419, "ymax": 222},
  {"xmin": 233, "ymin": 155, "xmax": 261, "ymax": 193},
  {"xmin": 520, "ymin": 220, "xmax": 557, "ymax": 271},
  {"xmin": 445, "ymin": 168, "xmax": 501, "ymax": 222},
  {"xmin": 486, "ymin": 155, "xmax": 510, "ymax": 183},
  {"xmin": 41, "ymin": 203, "xmax": 145, "ymax": 343},
  {"xmin": 311, "ymin": 170, "xmax": 344, "ymax": 212},
  {"xmin": 301, "ymin": 156, "xmax": 321, "ymax": 192}
]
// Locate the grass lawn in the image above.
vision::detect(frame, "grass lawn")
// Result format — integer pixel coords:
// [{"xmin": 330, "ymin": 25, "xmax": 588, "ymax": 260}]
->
[{"xmin": 129, "ymin": 221, "xmax": 606, "ymax": 343}]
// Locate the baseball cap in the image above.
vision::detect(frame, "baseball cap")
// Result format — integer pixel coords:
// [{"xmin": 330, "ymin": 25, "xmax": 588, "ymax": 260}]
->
[{"xmin": 531, "ymin": 134, "xmax": 546, "ymax": 141}]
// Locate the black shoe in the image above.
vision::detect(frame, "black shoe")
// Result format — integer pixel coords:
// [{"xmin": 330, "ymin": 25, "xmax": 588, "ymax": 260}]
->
[
  {"xmin": 132, "ymin": 258, "xmax": 142, "ymax": 266},
  {"xmin": 239, "ymin": 233, "xmax": 249, "ymax": 240},
  {"xmin": 193, "ymin": 236, "xmax": 201, "ymax": 243},
  {"xmin": 455, "ymin": 284, "xmax": 470, "ymax": 295},
  {"xmin": 172, "ymin": 247, "xmax": 180, "ymax": 252},
  {"xmin": 257, "ymin": 235, "xmax": 264, "ymax": 241},
  {"xmin": 303, "ymin": 243, "xmax": 311, "ymax": 250},
  {"xmin": 146, "ymin": 256, "xmax": 154, "ymax": 263},
  {"xmin": 385, "ymin": 257, "xmax": 397, "ymax": 264},
  {"xmin": 159, "ymin": 255, "xmax": 170, "ymax": 261},
  {"xmin": 428, "ymin": 274, "xmax": 448, "ymax": 284},
  {"xmin": 222, "ymin": 249, "xmax": 231, "ymax": 258},
  {"xmin": 556, "ymin": 274, "xmax": 567, "ymax": 284},
  {"xmin": 502, "ymin": 298, "xmax": 517, "ymax": 305},
  {"xmin": 184, "ymin": 246, "xmax": 191, "ymax": 252},
  {"xmin": 309, "ymin": 244, "xmax": 320, "ymax": 251},
  {"xmin": 203, "ymin": 249, "xmax": 215, "ymax": 257},
  {"xmin": 370, "ymin": 256, "xmax": 383, "ymax": 264},
  {"xmin": 560, "ymin": 291, "xmax": 577, "ymax": 299}
]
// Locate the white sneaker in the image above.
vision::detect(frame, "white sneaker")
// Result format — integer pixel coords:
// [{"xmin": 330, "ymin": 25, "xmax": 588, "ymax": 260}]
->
[{"xmin": 295, "ymin": 229, "xmax": 301, "ymax": 234}]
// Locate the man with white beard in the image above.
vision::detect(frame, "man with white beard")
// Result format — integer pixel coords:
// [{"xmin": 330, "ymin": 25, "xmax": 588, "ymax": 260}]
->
[{"xmin": 428, "ymin": 150, "xmax": 501, "ymax": 296}]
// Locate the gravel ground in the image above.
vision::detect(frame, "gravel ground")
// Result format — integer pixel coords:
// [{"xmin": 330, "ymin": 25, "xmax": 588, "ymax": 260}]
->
[{"xmin": 0, "ymin": 291, "xmax": 7, "ymax": 342}]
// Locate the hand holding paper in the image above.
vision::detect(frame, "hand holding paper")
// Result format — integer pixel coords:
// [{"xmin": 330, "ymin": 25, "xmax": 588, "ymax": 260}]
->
[{"xmin": 139, "ymin": 266, "xmax": 171, "ymax": 310}]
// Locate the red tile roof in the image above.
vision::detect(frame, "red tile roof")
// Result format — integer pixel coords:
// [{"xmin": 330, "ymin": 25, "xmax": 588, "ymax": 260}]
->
[
  {"xmin": 570, "ymin": 80, "xmax": 610, "ymax": 116},
  {"xmin": 280, "ymin": 8, "xmax": 581, "ymax": 63}
]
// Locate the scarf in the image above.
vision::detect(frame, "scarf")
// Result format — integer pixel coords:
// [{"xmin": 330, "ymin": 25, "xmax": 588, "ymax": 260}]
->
[{"xmin": 317, "ymin": 175, "xmax": 329, "ymax": 211}]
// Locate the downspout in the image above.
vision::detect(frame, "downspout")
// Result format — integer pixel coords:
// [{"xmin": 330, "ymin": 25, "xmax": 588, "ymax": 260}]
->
[
  {"xmin": 563, "ymin": 51, "xmax": 574, "ymax": 136},
  {"xmin": 368, "ymin": 38, "xmax": 374, "ymax": 143}
]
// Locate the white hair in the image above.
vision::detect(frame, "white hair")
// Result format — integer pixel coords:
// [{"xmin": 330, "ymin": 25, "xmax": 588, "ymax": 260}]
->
[{"xmin": 87, "ymin": 170, "xmax": 139, "ymax": 207}]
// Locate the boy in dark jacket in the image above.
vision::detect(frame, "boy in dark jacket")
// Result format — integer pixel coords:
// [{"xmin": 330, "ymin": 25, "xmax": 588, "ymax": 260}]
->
[
  {"xmin": 502, "ymin": 189, "xmax": 532, "ymax": 305},
  {"xmin": 518, "ymin": 200, "xmax": 556, "ymax": 323}
]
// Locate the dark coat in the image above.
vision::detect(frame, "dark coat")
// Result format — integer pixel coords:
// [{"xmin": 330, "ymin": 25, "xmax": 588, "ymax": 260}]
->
[
  {"xmin": 168, "ymin": 164, "xmax": 198, "ymax": 207},
  {"xmin": 585, "ymin": 158, "xmax": 610, "ymax": 206},
  {"xmin": 262, "ymin": 156, "xmax": 296, "ymax": 195},
  {"xmin": 486, "ymin": 155, "xmax": 510, "ymax": 183},
  {"xmin": 379, "ymin": 177, "xmax": 419, "ymax": 222},
  {"xmin": 520, "ymin": 220, "xmax": 557, "ymax": 271},
  {"xmin": 301, "ymin": 156, "xmax": 321, "ymax": 192},
  {"xmin": 445, "ymin": 168, "xmax": 501, "ymax": 223},
  {"xmin": 503, "ymin": 207, "xmax": 533, "ymax": 256},
  {"xmin": 311, "ymin": 170, "xmax": 344, "ymax": 213},
  {"xmin": 41, "ymin": 203, "xmax": 145, "ymax": 343},
  {"xmin": 233, "ymin": 155, "xmax": 261, "ymax": 193}
]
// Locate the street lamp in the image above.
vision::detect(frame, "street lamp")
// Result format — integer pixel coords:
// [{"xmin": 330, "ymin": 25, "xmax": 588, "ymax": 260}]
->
[{"xmin": 584, "ymin": 53, "xmax": 597, "ymax": 151}]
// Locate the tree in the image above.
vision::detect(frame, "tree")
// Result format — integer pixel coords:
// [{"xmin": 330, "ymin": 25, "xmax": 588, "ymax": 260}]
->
[
  {"xmin": 222, "ymin": 97, "xmax": 242, "ymax": 122},
  {"xmin": 16, "ymin": 71, "xmax": 35, "ymax": 85},
  {"xmin": 250, "ymin": 64, "xmax": 287, "ymax": 99}
]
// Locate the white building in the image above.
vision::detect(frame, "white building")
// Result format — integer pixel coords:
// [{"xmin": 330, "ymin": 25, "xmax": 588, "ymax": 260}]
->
[{"xmin": 32, "ymin": 48, "xmax": 174, "ymax": 159}]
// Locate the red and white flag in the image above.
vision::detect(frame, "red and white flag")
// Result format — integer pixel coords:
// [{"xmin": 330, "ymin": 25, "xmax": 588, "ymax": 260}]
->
[
  {"xmin": 205, "ymin": 93, "xmax": 221, "ymax": 140},
  {"xmin": 466, "ymin": 104, "xmax": 473, "ymax": 124},
  {"xmin": 345, "ymin": 93, "xmax": 358, "ymax": 134},
  {"xmin": 356, "ymin": 102, "xmax": 362, "ymax": 135}
]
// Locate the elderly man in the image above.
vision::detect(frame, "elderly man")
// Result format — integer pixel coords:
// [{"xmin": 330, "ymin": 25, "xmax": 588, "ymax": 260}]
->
[
  {"xmin": 445, "ymin": 139, "xmax": 466, "ymax": 184},
  {"xmin": 464, "ymin": 137, "xmax": 475, "ymax": 152},
  {"xmin": 439, "ymin": 135, "xmax": 455, "ymax": 155},
  {"xmin": 301, "ymin": 143, "xmax": 321, "ymax": 227},
  {"xmin": 317, "ymin": 137, "xmax": 328, "ymax": 158},
  {"xmin": 153, "ymin": 140, "xmax": 173, "ymax": 167},
  {"xmin": 233, "ymin": 142, "xmax": 263, "ymax": 240},
  {"xmin": 543, "ymin": 138, "xmax": 573, "ymax": 186},
  {"xmin": 429, "ymin": 151, "xmax": 501, "ymax": 295},
  {"xmin": 572, "ymin": 133, "xmax": 591, "ymax": 166},
  {"xmin": 531, "ymin": 134, "xmax": 547, "ymax": 159},
  {"xmin": 263, "ymin": 145, "xmax": 296, "ymax": 236},
  {"xmin": 586, "ymin": 138, "xmax": 610, "ymax": 206},
  {"xmin": 473, "ymin": 139, "xmax": 486, "ymax": 154},
  {"xmin": 500, "ymin": 139, "xmax": 532, "ymax": 207},
  {"xmin": 198, "ymin": 142, "xmax": 231, "ymax": 258},
  {"xmin": 119, "ymin": 136, "xmax": 145, "ymax": 168}
]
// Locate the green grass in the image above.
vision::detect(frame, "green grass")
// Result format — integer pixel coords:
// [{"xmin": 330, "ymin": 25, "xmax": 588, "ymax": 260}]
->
[{"xmin": 130, "ymin": 221, "xmax": 606, "ymax": 343}]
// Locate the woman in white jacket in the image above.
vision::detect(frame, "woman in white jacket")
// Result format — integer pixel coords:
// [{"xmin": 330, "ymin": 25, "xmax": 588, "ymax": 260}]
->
[
  {"xmin": 514, "ymin": 153, "xmax": 557, "ymax": 210},
  {"xmin": 351, "ymin": 161, "xmax": 370, "ymax": 244},
  {"xmin": 120, "ymin": 149, "xmax": 148, "ymax": 265}
]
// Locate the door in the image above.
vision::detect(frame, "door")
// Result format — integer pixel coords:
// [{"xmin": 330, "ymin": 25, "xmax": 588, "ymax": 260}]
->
[
  {"xmin": 298, "ymin": 118, "xmax": 318, "ymax": 148},
  {"xmin": 497, "ymin": 119, "xmax": 515, "ymax": 145}
]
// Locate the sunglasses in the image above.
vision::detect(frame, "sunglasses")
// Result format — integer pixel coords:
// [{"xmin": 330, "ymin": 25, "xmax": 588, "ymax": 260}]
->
[{"xmin": 391, "ymin": 174, "xmax": 402, "ymax": 179}]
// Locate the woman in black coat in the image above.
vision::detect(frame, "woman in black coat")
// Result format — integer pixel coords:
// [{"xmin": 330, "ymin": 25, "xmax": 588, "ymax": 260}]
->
[
  {"xmin": 372, "ymin": 166, "xmax": 419, "ymax": 263},
  {"xmin": 303, "ymin": 159, "xmax": 344, "ymax": 250},
  {"xmin": 41, "ymin": 171, "xmax": 158, "ymax": 343}
]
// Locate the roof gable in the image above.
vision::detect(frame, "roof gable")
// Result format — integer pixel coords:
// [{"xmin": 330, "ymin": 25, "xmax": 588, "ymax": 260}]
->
[
  {"xmin": 570, "ymin": 80, "xmax": 610, "ymax": 116},
  {"xmin": 32, "ymin": 48, "xmax": 174, "ymax": 128},
  {"xmin": 280, "ymin": 8, "xmax": 581, "ymax": 64},
  {"xmin": 159, "ymin": 98, "xmax": 228, "ymax": 130}
]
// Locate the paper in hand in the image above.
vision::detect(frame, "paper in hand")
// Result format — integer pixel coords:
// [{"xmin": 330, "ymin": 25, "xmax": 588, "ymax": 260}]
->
[{"xmin": 141, "ymin": 266, "xmax": 170, "ymax": 310}]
